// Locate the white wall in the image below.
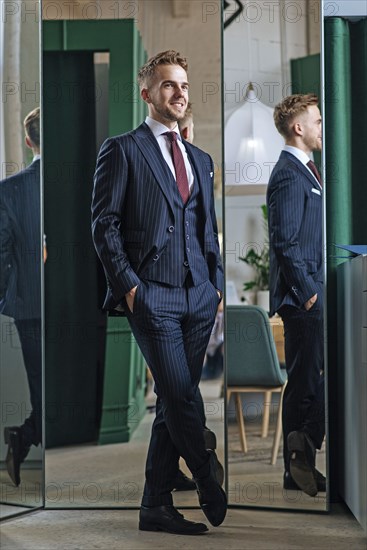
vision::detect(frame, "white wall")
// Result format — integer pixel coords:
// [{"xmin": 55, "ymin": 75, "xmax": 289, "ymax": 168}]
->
[{"xmin": 223, "ymin": 0, "xmax": 318, "ymax": 297}]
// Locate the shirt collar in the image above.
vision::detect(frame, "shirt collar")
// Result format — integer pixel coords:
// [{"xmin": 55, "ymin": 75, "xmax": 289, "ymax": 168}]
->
[
  {"xmin": 145, "ymin": 117, "xmax": 181, "ymax": 140},
  {"xmin": 33, "ymin": 154, "xmax": 41, "ymax": 162},
  {"xmin": 284, "ymin": 145, "xmax": 312, "ymax": 167}
]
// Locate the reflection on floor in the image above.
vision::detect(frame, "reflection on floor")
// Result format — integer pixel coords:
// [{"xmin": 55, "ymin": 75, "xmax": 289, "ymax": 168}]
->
[
  {"xmin": 0, "ymin": 468, "xmax": 43, "ymax": 518},
  {"xmin": 2, "ymin": 379, "xmax": 328, "ymax": 514},
  {"xmin": 45, "ymin": 379, "xmax": 225, "ymax": 508},
  {"xmin": 227, "ymin": 415, "xmax": 326, "ymax": 510}
]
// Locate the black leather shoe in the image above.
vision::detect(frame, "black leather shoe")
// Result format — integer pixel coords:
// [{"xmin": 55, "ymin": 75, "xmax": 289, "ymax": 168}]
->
[
  {"xmin": 4, "ymin": 427, "xmax": 29, "ymax": 487},
  {"xmin": 139, "ymin": 505, "xmax": 208, "ymax": 535},
  {"xmin": 284, "ymin": 470, "xmax": 326, "ymax": 492},
  {"xmin": 173, "ymin": 470, "xmax": 197, "ymax": 491},
  {"xmin": 203, "ymin": 429, "xmax": 224, "ymax": 485},
  {"xmin": 194, "ymin": 450, "xmax": 227, "ymax": 527},
  {"xmin": 287, "ymin": 431, "xmax": 317, "ymax": 497}
]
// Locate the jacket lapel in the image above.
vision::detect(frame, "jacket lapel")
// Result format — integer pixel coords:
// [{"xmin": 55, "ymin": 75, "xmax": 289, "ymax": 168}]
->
[
  {"xmin": 185, "ymin": 142, "xmax": 210, "ymax": 214},
  {"xmin": 131, "ymin": 123, "xmax": 174, "ymax": 209},
  {"xmin": 281, "ymin": 151, "xmax": 321, "ymax": 190}
]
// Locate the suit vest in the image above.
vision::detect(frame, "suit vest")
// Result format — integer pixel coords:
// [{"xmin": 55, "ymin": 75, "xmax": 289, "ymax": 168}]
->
[{"xmin": 143, "ymin": 166, "xmax": 209, "ymax": 287}]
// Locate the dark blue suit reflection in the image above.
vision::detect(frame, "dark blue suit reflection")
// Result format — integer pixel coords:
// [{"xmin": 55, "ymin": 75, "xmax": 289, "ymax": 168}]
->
[
  {"xmin": 0, "ymin": 159, "xmax": 42, "ymax": 448},
  {"xmin": 267, "ymin": 151, "xmax": 324, "ymax": 471}
]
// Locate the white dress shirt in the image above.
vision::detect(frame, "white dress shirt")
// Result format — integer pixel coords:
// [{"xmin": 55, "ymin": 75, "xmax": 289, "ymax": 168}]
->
[{"xmin": 145, "ymin": 117, "xmax": 194, "ymax": 191}]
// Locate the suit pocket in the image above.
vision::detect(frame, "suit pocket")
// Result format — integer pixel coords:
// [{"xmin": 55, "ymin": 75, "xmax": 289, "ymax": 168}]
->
[
  {"xmin": 124, "ymin": 229, "xmax": 145, "ymax": 262},
  {"xmin": 131, "ymin": 283, "xmax": 141, "ymax": 315}
]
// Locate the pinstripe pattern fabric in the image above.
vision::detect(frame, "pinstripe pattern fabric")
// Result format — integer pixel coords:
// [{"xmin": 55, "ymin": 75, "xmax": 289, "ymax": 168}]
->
[
  {"xmin": 126, "ymin": 280, "xmax": 219, "ymax": 505},
  {"xmin": 92, "ymin": 123, "xmax": 223, "ymax": 311},
  {"xmin": 0, "ymin": 160, "xmax": 41, "ymax": 320},
  {"xmin": 267, "ymin": 151, "xmax": 323, "ymax": 317},
  {"xmin": 91, "ymin": 122, "xmax": 223, "ymax": 507},
  {"xmin": 143, "ymin": 166, "xmax": 209, "ymax": 286},
  {"xmin": 280, "ymin": 302, "xmax": 324, "ymax": 471},
  {"xmin": 267, "ymin": 150, "xmax": 324, "ymax": 470},
  {"xmin": 0, "ymin": 159, "xmax": 42, "ymax": 449}
]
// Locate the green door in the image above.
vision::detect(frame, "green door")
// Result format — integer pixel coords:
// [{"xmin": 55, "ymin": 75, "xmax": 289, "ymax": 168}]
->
[
  {"xmin": 44, "ymin": 50, "xmax": 100, "ymax": 447},
  {"xmin": 43, "ymin": 20, "xmax": 148, "ymax": 447}
]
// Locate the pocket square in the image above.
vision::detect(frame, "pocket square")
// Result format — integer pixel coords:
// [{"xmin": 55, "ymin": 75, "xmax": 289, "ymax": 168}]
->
[
  {"xmin": 210, "ymin": 172, "xmax": 213, "ymax": 178},
  {"xmin": 311, "ymin": 188, "xmax": 321, "ymax": 195}
]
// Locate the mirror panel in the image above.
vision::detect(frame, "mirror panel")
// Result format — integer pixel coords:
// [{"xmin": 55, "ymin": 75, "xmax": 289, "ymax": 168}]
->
[
  {"xmin": 42, "ymin": 0, "xmax": 223, "ymax": 508},
  {"xmin": 0, "ymin": 0, "xmax": 43, "ymax": 519},
  {"xmin": 224, "ymin": 0, "xmax": 327, "ymax": 510}
]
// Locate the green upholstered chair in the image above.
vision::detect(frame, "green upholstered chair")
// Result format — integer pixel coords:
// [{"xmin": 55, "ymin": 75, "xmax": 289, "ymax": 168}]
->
[{"xmin": 226, "ymin": 305, "xmax": 287, "ymax": 465}]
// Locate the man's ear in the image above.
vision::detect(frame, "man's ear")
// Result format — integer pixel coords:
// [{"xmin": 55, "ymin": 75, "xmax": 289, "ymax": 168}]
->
[
  {"xmin": 25, "ymin": 136, "xmax": 33, "ymax": 149},
  {"xmin": 181, "ymin": 127, "xmax": 189, "ymax": 140},
  {"xmin": 293, "ymin": 121, "xmax": 303, "ymax": 137},
  {"xmin": 141, "ymin": 88, "xmax": 151, "ymax": 103}
]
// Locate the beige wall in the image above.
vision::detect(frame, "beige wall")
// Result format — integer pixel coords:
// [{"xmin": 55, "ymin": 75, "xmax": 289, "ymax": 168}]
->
[
  {"xmin": 42, "ymin": 0, "xmax": 222, "ymax": 171},
  {"xmin": 2, "ymin": 0, "xmax": 40, "ymax": 171}
]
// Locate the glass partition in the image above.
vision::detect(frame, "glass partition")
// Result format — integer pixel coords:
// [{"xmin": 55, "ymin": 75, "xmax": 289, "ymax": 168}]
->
[
  {"xmin": 42, "ymin": 0, "xmax": 223, "ymax": 508},
  {"xmin": 0, "ymin": 0, "xmax": 44, "ymax": 520},
  {"xmin": 224, "ymin": 0, "xmax": 328, "ymax": 511}
]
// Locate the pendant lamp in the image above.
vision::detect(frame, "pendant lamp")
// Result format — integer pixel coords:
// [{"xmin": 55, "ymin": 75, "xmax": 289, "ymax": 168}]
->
[{"xmin": 225, "ymin": 84, "xmax": 284, "ymax": 186}]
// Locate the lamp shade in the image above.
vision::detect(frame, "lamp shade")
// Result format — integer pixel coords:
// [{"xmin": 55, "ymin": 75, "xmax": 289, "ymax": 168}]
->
[{"xmin": 225, "ymin": 86, "xmax": 284, "ymax": 185}]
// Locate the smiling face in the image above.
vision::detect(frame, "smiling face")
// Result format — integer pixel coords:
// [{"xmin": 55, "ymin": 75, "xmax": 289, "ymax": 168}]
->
[
  {"xmin": 295, "ymin": 105, "xmax": 322, "ymax": 153},
  {"xmin": 141, "ymin": 64, "xmax": 189, "ymax": 128}
]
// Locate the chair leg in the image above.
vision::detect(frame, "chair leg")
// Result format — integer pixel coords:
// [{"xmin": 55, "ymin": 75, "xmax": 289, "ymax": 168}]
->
[
  {"xmin": 262, "ymin": 390, "xmax": 272, "ymax": 438},
  {"xmin": 271, "ymin": 385, "xmax": 285, "ymax": 465},
  {"xmin": 235, "ymin": 392, "xmax": 247, "ymax": 454}
]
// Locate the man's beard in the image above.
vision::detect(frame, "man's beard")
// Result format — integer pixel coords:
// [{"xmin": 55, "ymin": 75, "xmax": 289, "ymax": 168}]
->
[
  {"xmin": 305, "ymin": 134, "xmax": 322, "ymax": 152},
  {"xmin": 156, "ymin": 104, "xmax": 186, "ymax": 122}
]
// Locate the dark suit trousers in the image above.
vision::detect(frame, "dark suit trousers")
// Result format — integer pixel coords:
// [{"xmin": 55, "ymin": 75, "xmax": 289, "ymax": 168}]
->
[
  {"xmin": 15, "ymin": 318, "xmax": 42, "ymax": 448},
  {"xmin": 279, "ymin": 295, "xmax": 325, "ymax": 471},
  {"xmin": 125, "ymin": 278, "xmax": 219, "ymax": 507}
]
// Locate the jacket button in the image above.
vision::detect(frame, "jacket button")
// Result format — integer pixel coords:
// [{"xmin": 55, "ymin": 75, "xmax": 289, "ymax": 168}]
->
[
  {"xmin": 168, "ymin": 226, "xmax": 174, "ymax": 232},
  {"xmin": 183, "ymin": 261, "xmax": 189, "ymax": 267},
  {"xmin": 153, "ymin": 255, "xmax": 159, "ymax": 261}
]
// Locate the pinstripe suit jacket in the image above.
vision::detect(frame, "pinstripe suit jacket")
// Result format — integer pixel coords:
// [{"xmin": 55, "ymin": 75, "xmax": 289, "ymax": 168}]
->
[
  {"xmin": 92, "ymin": 122, "xmax": 223, "ymax": 310},
  {"xmin": 267, "ymin": 151, "xmax": 323, "ymax": 317},
  {"xmin": 0, "ymin": 159, "xmax": 41, "ymax": 319}
]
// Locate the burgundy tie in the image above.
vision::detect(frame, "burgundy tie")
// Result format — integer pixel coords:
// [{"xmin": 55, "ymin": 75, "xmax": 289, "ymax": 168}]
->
[
  {"xmin": 307, "ymin": 160, "xmax": 322, "ymax": 187},
  {"xmin": 164, "ymin": 131, "xmax": 190, "ymax": 204}
]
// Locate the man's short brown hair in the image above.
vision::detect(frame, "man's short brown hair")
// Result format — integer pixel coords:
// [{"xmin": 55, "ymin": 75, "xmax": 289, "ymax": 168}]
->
[
  {"xmin": 137, "ymin": 50, "xmax": 188, "ymax": 89},
  {"xmin": 24, "ymin": 107, "xmax": 40, "ymax": 149},
  {"xmin": 273, "ymin": 94, "xmax": 319, "ymax": 139}
]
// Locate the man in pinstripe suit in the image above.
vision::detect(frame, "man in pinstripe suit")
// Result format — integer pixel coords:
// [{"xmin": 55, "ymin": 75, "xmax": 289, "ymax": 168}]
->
[
  {"xmin": 1, "ymin": 108, "xmax": 42, "ymax": 486},
  {"xmin": 267, "ymin": 94, "xmax": 325, "ymax": 497},
  {"xmin": 92, "ymin": 51, "xmax": 226, "ymax": 534}
]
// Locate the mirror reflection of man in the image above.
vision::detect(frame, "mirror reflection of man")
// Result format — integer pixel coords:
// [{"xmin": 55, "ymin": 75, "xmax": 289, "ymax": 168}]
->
[
  {"xmin": 178, "ymin": 102, "xmax": 195, "ymax": 143},
  {"xmin": 92, "ymin": 51, "xmax": 226, "ymax": 535},
  {"xmin": 0, "ymin": 107, "xmax": 42, "ymax": 486},
  {"xmin": 267, "ymin": 94, "xmax": 325, "ymax": 497}
]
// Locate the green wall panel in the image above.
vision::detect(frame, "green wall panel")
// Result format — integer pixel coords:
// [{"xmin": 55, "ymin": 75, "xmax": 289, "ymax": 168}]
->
[
  {"xmin": 43, "ymin": 20, "xmax": 146, "ymax": 135},
  {"xmin": 43, "ymin": 19, "xmax": 147, "ymax": 445}
]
